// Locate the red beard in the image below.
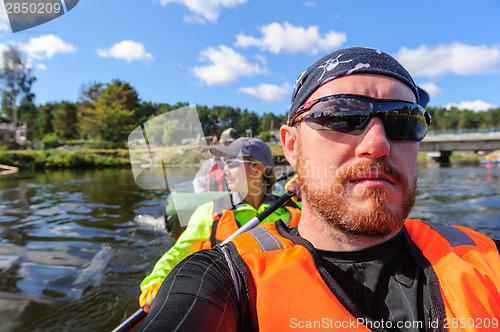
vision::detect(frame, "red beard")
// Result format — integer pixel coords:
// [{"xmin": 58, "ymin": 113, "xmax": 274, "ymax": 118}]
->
[{"xmin": 297, "ymin": 149, "xmax": 416, "ymax": 237}]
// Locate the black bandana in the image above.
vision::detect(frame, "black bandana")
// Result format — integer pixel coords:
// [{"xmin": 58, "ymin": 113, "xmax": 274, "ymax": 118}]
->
[{"xmin": 288, "ymin": 47, "xmax": 419, "ymax": 122}]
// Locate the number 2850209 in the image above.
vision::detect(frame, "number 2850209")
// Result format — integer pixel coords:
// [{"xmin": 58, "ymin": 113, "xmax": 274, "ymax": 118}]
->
[{"xmin": 5, "ymin": 2, "xmax": 61, "ymax": 14}]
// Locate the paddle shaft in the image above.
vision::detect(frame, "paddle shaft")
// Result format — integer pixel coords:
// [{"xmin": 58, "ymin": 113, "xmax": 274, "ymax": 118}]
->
[
  {"xmin": 221, "ymin": 191, "xmax": 295, "ymax": 245},
  {"xmin": 276, "ymin": 169, "xmax": 296, "ymax": 182},
  {"xmin": 111, "ymin": 308, "xmax": 147, "ymax": 332}
]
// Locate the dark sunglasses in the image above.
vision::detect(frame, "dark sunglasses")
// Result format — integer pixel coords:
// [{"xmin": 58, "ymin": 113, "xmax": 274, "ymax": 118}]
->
[
  {"xmin": 288, "ymin": 94, "xmax": 431, "ymax": 142},
  {"xmin": 223, "ymin": 158, "xmax": 257, "ymax": 169}
]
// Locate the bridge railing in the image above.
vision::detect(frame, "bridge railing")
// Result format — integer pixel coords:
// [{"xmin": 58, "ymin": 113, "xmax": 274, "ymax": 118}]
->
[{"xmin": 427, "ymin": 127, "xmax": 500, "ymax": 136}]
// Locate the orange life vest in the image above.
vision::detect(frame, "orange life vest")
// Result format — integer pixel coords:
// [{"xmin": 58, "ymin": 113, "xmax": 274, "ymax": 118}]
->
[
  {"xmin": 202, "ymin": 196, "xmax": 301, "ymax": 250},
  {"xmin": 228, "ymin": 219, "xmax": 500, "ymax": 331},
  {"xmin": 206, "ymin": 159, "xmax": 225, "ymax": 192}
]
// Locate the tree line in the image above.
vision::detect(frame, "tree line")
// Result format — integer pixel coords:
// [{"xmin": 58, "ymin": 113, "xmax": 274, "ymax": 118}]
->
[
  {"xmin": 1, "ymin": 46, "xmax": 499, "ymax": 149},
  {"xmin": 426, "ymin": 107, "xmax": 500, "ymax": 133},
  {"xmin": 24, "ymin": 80, "xmax": 289, "ymax": 147}
]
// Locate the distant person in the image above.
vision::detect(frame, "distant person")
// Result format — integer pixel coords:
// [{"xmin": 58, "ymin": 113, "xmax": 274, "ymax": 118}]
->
[
  {"xmin": 139, "ymin": 137, "xmax": 301, "ymax": 313},
  {"xmin": 192, "ymin": 128, "xmax": 239, "ymax": 193},
  {"xmin": 138, "ymin": 47, "xmax": 500, "ymax": 331}
]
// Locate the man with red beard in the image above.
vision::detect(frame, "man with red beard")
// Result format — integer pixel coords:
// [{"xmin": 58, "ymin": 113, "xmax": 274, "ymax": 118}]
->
[{"xmin": 138, "ymin": 47, "xmax": 500, "ymax": 332}]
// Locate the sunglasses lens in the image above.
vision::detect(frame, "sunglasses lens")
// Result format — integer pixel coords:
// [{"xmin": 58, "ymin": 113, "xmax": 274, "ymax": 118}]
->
[
  {"xmin": 225, "ymin": 160, "xmax": 240, "ymax": 168},
  {"xmin": 384, "ymin": 114, "xmax": 428, "ymax": 142},
  {"xmin": 303, "ymin": 96, "xmax": 429, "ymax": 142},
  {"xmin": 306, "ymin": 113, "xmax": 369, "ymax": 134},
  {"xmin": 225, "ymin": 159, "xmax": 249, "ymax": 169},
  {"xmin": 383, "ymin": 104, "xmax": 428, "ymax": 141},
  {"xmin": 304, "ymin": 98, "xmax": 372, "ymax": 134}
]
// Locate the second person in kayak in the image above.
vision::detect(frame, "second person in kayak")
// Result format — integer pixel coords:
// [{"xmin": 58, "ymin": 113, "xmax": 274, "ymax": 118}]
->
[{"xmin": 139, "ymin": 137, "xmax": 301, "ymax": 312}]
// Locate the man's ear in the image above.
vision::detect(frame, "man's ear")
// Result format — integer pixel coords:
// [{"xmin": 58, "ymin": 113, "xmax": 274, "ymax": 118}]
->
[{"xmin": 280, "ymin": 125, "xmax": 298, "ymax": 167}]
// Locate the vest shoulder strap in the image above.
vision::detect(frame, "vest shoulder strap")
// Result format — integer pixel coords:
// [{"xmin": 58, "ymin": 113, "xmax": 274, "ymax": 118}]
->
[
  {"xmin": 247, "ymin": 226, "xmax": 284, "ymax": 252},
  {"xmin": 421, "ymin": 220, "xmax": 476, "ymax": 247},
  {"xmin": 231, "ymin": 222, "xmax": 297, "ymax": 257}
]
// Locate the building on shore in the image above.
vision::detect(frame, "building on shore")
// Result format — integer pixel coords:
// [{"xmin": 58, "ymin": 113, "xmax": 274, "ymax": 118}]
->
[{"xmin": 0, "ymin": 121, "xmax": 26, "ymax": 146}]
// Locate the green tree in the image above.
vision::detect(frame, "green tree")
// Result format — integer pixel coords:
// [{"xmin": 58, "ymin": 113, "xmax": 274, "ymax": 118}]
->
[
  {"xmin": 0, "ymin": 46, "xmax": 36, "ymax": 124},
  {"xmin": 34, "ymin": 103, "xmax": 55, "ymax": 140},
  {"xmin": 196, "ymin": 105, "xmax": 213, "ymax": 136},
  {"xmin": 135, "ymin": 101, "xmax": 158, "ymax": 125},
  {"xmin": 76, "ymin": 82, "xmax": 105, "ymax": 138},
  {"xmin": 257, "ymin": 131, "xmax": 276, "ymax": 142},
  {"xmin": 78, "ymin": 80, "xmax": 139, "ymax": 142},
  {"xmin": 441, "ymin": 107, "xmax": 460, "ymax": 130},
  {"xmin": 238, "ymin": 109, "xmax": 260, "ymax": 135},
  {"xmin": 458, "ymin": 109, "xmax": 480, "ymax": 130},
  {"xmin": 53, "ymin": 101, "xmax": 78, "ymax": 139},
  {"xmin": 261, "ymin": 112, "xmax": 281, "ymax": 132}
]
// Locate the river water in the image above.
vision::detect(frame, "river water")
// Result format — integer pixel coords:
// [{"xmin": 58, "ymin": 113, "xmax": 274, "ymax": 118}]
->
[{"xmin": 0, "ymin": 164, "xmax": 499, "ymax": 331}]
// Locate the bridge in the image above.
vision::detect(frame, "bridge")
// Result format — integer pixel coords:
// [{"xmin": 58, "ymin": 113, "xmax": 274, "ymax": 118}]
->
[{"xmin": 420, "ymin": 128, "xmax": 500, "ymax": 162}]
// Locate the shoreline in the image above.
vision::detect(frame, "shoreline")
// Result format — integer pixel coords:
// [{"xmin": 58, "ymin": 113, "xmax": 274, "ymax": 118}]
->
[{"xmin": 0, "ymin": 146, "xmax": 495, "ymax": 171}]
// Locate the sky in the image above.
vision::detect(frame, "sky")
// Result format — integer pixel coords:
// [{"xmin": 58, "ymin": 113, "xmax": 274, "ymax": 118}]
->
[{"xmin": 0, "ymin": 0, "xmax": 499, "ymax": 117}]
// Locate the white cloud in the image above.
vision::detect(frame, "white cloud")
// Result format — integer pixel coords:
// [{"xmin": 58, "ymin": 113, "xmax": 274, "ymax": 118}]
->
[
  {"xmin": 0, "ymin": 21, "xmax": 10, "ymax": 34},
  {"xmin": 21, "ymin": 34, "xmax": 76, "ymax": 59},
  {"xmin": 235, "ymin": 22, "xmax": 346, "ymax": 55},
  {"xmin": 304, "ymin": 1, "xmax": 318, "ymax": 7},
  {"xmin": 159, "ymin": 0, "xmax": 247, "ymax": 22},
  {"xmin": 395, "ymin": 43, "xmax": 500, "ymax": 79},
  {"xmin": 37, "ymin": 63, "xmax": 47, "ymax": 70},
  {"xmin": 254, "ymin": 54, "xmax": 267, "ymax": 67},
  {"xmin": 97, "ymin": 40, "xmax": 153, "ymax": 64},
  {"xmin": 445, "ymin": 100, "xmax": 497, "ymax": 112},
  {"xmin": 238, "ymin": 82, "xmax": 292, "ymax": 103},
  {"xmin": 419, "ymin": 82, "xmax": 443, "ymax": 98},
  {"xmin": 191, "ymin": 45, "xmax": 266, "ymax": 86}
]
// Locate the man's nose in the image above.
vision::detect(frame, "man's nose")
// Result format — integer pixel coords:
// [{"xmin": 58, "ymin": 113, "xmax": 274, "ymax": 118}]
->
[{"xmin": 354, "ymin": 117, "xmax": 391, "ymax": 159}]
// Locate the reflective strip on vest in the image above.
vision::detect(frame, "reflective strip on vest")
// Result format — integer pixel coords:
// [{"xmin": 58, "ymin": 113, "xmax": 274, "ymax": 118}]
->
[
  {"xmin": 208, "ymin": 198, "xmax": 301, "ymax": 249},
  {"xmin": 421, "ymin": 221, "xmax": 476, "ymax": 247},
  {"xmin": 248, "ymin": 227, "xmax": 283, "ymax": 251}
]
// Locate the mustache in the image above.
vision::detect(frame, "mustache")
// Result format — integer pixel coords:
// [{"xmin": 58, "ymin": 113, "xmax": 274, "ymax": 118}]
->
[{"xmin": 336, "ymin": 159, "xmax": 409, "ymax": 187}]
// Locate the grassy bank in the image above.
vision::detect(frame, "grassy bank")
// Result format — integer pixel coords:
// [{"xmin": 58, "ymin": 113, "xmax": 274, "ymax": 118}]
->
[
  {"xmin": 1, "ymin": 144, "xmax": 489, "ymax": 170},
  {"xmin": 0, "ymin": 149, "xmax": 130, "ymax": 170}
]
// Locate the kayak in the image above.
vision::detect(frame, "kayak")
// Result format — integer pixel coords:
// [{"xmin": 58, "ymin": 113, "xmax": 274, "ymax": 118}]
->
[{"xmin": 164, "ymin": 189, "xmax": 293, "ymax": 239}]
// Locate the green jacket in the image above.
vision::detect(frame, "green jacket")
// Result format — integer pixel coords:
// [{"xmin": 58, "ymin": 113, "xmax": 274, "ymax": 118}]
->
[{"xmin": 140, "ymin": 194, "xmax": 300, "ymax": 292}]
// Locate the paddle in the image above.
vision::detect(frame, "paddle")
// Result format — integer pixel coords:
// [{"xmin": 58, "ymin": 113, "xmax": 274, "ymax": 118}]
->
[
  {"xmin": 113, "ymin": 190, "xmax": 296, "ymax": 332},
  {"xmin": 111, "ymin": 308, "xmax": 147, "ymax": 332},
  {"xmin": 276, "ymin": 169, "xmax": 296, "ymax": 182},
  {"xmin": 221, "ymin": 190, "xmax": 295, "ymax": 245}
]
